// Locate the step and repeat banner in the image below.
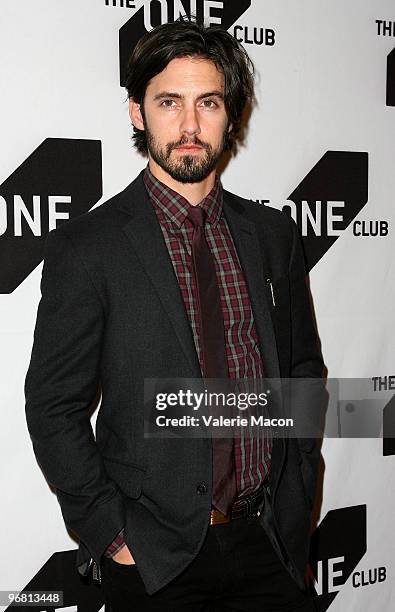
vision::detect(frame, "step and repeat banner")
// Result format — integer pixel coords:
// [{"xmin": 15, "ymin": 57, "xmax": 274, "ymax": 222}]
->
[{"xmin": 1, "ymin": 1, "xmax": 394, "ymax": 610}]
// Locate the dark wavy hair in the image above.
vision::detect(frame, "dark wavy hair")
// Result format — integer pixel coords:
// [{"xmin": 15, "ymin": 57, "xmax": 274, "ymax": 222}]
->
[{"xmin": 125, "ymin": 16, "xmax": 255, "ymax": 155}]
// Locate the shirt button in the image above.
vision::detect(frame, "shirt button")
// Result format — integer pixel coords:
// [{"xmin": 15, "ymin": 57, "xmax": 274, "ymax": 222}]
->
[{"xmin": 196, "ymin": 482, "xmax": 208, "ymax": 495}]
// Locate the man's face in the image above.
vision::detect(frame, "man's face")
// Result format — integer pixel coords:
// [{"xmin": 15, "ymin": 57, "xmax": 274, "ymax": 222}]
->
[{"xmin": 129, "ymin": 56, "xmax": 231, "ymax": 183}]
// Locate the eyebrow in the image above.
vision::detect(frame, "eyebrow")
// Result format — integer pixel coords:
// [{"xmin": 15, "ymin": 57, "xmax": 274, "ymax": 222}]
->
[{"xmin": 153, "ymin": 91, "xmax": 224, "ymax": 101}]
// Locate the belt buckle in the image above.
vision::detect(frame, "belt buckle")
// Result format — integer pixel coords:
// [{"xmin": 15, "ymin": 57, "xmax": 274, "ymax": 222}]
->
[{"xmin": 210, "ymin": 509, "xmax": 231, "ymax": 525}]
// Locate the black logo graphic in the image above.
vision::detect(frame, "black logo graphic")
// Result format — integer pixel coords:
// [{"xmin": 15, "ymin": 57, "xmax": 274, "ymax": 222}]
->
[
  {"xmin": 0, "ymin": 138, "xmax": 102, "ymax": 293},
  {"xmin": 119, "ymin": 0, "xmax": 252, "ymax": 86},
  {"xmin": 284, "ymin": 151, "xmax": 369, "ymax": 271},
  {"xmin": 386, "ymin": 48, "xmax": 395, "ymax": 106},
  {"xmin": 308, "ymin": 505, "xmax": 367, "ymax": 611},
  {"xmin": 383, "ymin": 394, "xmax": 395, "ymax": 456},
  {"xmin": 5, "ymin": 550, "xmax": 103, "ymax": 612}
]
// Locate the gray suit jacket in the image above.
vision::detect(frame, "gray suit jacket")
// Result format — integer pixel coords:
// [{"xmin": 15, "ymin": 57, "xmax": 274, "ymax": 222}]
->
[{"xmin": 25, "ymin": 170, "xmax": 326, "ymax": 595}]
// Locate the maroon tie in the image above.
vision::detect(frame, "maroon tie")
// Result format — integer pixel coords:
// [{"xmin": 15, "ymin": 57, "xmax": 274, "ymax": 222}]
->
[{"xmin": 186, "ymin": 204, "xmax": 237, "ymax": 515}]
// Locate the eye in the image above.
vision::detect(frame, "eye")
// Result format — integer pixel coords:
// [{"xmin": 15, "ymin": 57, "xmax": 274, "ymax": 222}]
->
[
  {"xmin": 160, "ymin": 99, "xmax": 177, "ymax": 107},
  {"xmin": 201, "ymin": 99, "xmax": 218, "ymax": 108}
]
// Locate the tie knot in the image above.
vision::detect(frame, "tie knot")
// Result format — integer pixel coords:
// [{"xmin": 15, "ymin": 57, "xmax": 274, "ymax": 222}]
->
[{"xmin": 186, "ymin": 205, "xmax": 206, "ymax": 228}]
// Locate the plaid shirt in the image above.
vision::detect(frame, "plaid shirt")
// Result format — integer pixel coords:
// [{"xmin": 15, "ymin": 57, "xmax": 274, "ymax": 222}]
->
[{"xmin": 104, "ymin": 164, "xmax": 272, "ymax": 558}]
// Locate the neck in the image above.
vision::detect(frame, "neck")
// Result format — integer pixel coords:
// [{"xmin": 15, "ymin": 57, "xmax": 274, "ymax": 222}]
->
[{"xmin": 148, "ymin": 157, "xmax": 216, "ymax": 206}]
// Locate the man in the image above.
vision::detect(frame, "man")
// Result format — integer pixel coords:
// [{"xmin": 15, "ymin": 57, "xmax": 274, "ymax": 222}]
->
[{"xmin": 25, "ymin": 18, "xmax": 325, "ymax": 611}]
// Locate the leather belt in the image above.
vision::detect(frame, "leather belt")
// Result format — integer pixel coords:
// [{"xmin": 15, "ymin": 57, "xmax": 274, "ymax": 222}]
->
[{"xmin": 209, "ymin": 481, "xmax": 267, "ymax": 526}]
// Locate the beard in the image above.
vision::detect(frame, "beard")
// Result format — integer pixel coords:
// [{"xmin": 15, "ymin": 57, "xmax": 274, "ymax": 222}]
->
[{"xmin": 144, "ymin": 122, "xmax": 228, "ymax": 184}]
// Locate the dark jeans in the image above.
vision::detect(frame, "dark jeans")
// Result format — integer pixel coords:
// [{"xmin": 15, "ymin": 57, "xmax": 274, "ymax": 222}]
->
[{"xmin": 101, "ymin": 514, "xmax": 317, "ymax": 611}]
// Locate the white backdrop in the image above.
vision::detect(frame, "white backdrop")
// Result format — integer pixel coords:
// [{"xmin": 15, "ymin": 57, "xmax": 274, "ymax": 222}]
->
[{"xmin": 1, "ymin": 1, "xmax": 394, "ymax": 610}]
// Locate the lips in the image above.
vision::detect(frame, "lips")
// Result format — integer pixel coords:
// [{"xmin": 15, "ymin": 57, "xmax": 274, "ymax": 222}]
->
[{"xmin": 175, "ymin": 145, "xmax": 202, "ymax": 151}]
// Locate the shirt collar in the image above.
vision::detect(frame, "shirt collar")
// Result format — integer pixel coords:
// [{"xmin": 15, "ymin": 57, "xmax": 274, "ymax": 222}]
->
[{"xmin": 143, "ymin": 163, "xmax": 223, "ymax": 229}]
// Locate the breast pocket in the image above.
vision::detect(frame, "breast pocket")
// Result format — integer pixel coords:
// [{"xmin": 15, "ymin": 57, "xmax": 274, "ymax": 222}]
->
[{"xmin": 102, "ymin": 456, "xmax": 146, "ymax": 500}]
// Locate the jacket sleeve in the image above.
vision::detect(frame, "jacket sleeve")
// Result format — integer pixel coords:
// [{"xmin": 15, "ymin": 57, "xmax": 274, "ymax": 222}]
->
[{"xmin": 24, "ymin": 227, "xmax": 126, "ymax": 566}]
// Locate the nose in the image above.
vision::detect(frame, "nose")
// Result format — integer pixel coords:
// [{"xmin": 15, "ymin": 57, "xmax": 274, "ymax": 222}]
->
[{"xmin": 179, "ymin": 105, "xmax": 201, "ymax": 139}]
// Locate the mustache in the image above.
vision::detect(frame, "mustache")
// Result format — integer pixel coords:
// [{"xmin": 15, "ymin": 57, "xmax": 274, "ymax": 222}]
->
[{"xmin": 166, "ymin": 136, "xmax": 211, "ymax": 155}]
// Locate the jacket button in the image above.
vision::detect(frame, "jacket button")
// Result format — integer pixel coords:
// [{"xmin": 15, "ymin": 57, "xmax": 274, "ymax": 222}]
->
[{"xmin": 196, "ymin": 482, "xmax": 208, "ymax": 495}]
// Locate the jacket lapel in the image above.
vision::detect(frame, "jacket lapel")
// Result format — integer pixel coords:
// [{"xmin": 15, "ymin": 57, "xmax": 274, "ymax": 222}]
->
[
  {"xmin": 117, "ymin": 171, "xmax": 202, "ymax": 377},
  {"xmin": 222, "ymin": 191, "xmax": 281, "ymax": 381}
]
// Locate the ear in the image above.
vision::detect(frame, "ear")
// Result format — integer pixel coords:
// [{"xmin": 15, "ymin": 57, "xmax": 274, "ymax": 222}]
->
[
  {"xmin": 129, "ymin": 98, "xmax": 145, "ymax": 131},
  {"xmin": 227, "ymin": 121, "xmax": 233, "ymax": 133}
]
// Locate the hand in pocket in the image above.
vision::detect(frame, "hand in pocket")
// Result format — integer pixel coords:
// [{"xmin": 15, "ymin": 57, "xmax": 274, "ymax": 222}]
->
[{"xmin": 112, "ymin": 544, "xmax": 136, "ymax": 566}]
